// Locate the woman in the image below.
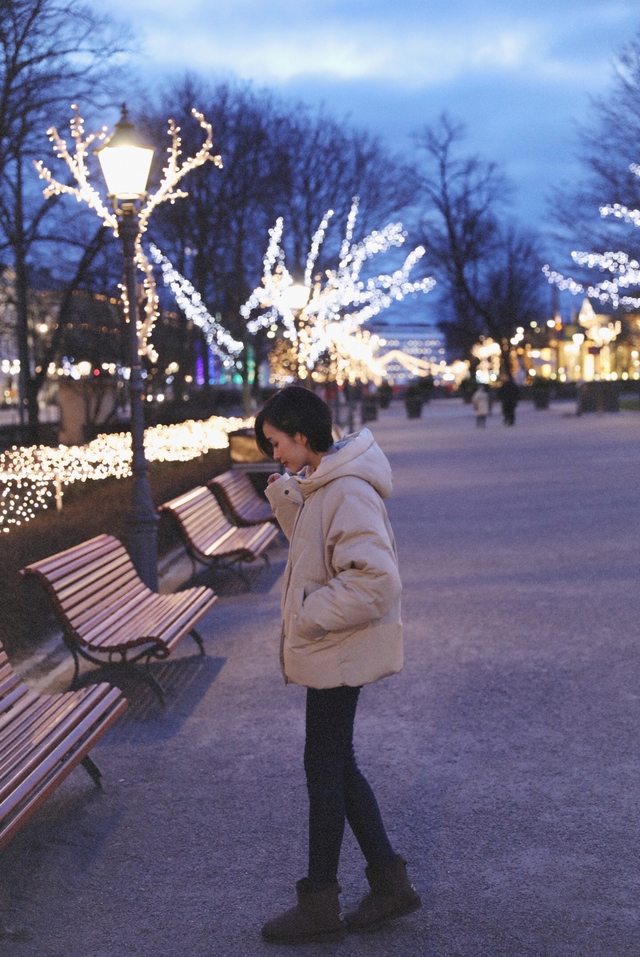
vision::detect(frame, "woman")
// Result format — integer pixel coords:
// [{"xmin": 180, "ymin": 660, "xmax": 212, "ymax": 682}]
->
[{"xmin": 255, "ymin": 386, "xmax": 421, "ymax": 944}]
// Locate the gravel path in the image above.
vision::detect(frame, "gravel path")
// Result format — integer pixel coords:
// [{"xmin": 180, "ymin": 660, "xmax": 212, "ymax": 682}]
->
[{"xmin": 1, "ymin": 398, "xmax": 639, "ymax": 956}]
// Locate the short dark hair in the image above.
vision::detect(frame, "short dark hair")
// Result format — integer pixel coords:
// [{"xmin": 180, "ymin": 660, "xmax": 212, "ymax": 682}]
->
[{"xmin": 255, "ymin": 386, "xmax": 334, "ymax": 458}]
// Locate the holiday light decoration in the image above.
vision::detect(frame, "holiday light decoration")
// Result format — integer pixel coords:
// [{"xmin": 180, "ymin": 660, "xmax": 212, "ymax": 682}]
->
[
  {"xmin": 543, "ymin": 163, "xmax": 640, "ymax": 310},
  {"xmin": 0, "ymin": 414, "xmax": 250, "ymax": 532},
  {"xmin": 243, "ymin": 198, "xmax": 436, "ymax": 383},
  {"xmin": 34, "ymin": 104, "xmax": 222, "ymax": 356},
  {"xmin": 149, "ymin": 244, "xmax": 243, "ymax": 364},
  {"xmin": 375, "ymin": 349, "xmax": 468, "ymax": 385}
]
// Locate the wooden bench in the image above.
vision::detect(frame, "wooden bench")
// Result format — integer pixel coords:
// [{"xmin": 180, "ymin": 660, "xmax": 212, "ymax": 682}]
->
[
  {"xmin": 0, "ymin": 639, "xmax": 127, "ymax": 852},
  {"xmin": 21, "ymin": 534, "xmax": 218, "ymax": 704},
  {"xmin": 208, "ymin": 469, "xmax": 277, "ymax": 527},
  {"xmin": 159, "ymin": 486, "xmax": 279, "ymax": 587}
]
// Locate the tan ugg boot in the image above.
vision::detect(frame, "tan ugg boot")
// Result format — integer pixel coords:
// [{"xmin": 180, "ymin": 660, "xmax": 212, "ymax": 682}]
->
[
  {"xmin": 345, "ymin": 855, "xmax": 421, "ymax": 933},
  {"xmin": 261, "ymin": 878, "xmax": 346, "ymax": 944}
]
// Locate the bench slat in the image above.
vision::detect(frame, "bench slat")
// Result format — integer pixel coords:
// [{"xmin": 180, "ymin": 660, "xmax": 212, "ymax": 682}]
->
[
  {"xmin": 68, "ymin": 575, "xmax": 149, "ymax": 631},
  {"xmin": 80, "ymin": 589, "xmax": 208, "ymax": 649},
  {"xmin": 53, "ymin": 553, "xmax": 141, "ymax": 606},
  {"xmin": 208, "ymin": 470, "xmax": 276, "ymax": 526},
  {"xmin": 147, "ymin": 592, "xmax": 220, "ymax": 652},
  {"xmin": 81, "ymin": 597, "xmax": 177, "ymax": 649},
  {"xmin": 0, "ymin": 697, "xmax": 58, "ymax": 763},
  {"xmin": 0, "ymin": 692, "xmax": 63, "ymax": 754},
  {"xmin": 20, "ymin": 534, "xmax": 218, "ymax": 670},
  {"xmin": 25, "ymin": 535, "xmax": 123, "ymax": 582},
  {"xmin": 0, "ymin": 671, "xmax": 26, "ymax": 702},
  {"xmin": 0, "ymin": 688, "xmax": 105, "ymax": 786},
  {"xmin": 0, "ymin": 686, "xmax": 127, "ymax": 852},
  {"xmin": 0, "ymin": 638, "xmax": 127, "ymax": 853},
  {"xmin": 0, "ymin": 687, "xmax": 38, "ymax": 728},
  {"xmin": 159, "ymin": 487, "xmax": 278, "ymax": 591},
  {"xmin": 0, "ymin": 685, "xmax": 118, "ymax": 803}
]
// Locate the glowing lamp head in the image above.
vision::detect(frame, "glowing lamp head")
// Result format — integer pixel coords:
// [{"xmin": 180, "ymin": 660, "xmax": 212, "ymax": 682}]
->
[
  {"xmin": 96, "ymin": 105, "xmax": 154, "ymax": 200},
  {"xmin": 282, "ymin": 283, "xmax": 310, "ymax": 313}
]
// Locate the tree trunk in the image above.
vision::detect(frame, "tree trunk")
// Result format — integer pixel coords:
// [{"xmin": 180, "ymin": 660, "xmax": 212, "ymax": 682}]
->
[
  {"xmin": 14, "ymin": 161, "xmax": 39, "ymax": 444},
  {"xmin": 500, "ymin": 339, "xmax": 512, "ymax": 379}
]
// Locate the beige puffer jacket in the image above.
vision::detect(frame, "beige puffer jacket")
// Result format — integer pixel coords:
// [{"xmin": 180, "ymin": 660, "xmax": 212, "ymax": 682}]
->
[{"xmin": 265, "ymin": 428, "xmax": 403, "ymax": 689}]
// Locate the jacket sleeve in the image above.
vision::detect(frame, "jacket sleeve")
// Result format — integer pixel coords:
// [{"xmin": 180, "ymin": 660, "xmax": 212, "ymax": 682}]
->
[
  {"xmin": 264, "ymin": 474, "xmax": 302, "ymax": 541},
  {"xmin": 299, "ymin": 484, "xmax": 402, "ymax": 638}
]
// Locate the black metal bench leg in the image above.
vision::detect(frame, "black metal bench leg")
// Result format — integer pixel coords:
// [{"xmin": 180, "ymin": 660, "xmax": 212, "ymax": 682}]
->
[
  {"xmin": 142, "ymin": 660, "xmax": 166, "ymax": 706},
  {"xmin": 190, "ymin": 628, "xmax": 205, "ymax": 656},
  {"xmin": 80, "ymin": 754, "xmax": 103, "ymax": 789},
  {"xmin": 212, "ymin": 559, "xmax": 251, "ymax": 592},
  {"xmin": 235, "ymin": 561, "xmax": 251, "ymax": 591}
]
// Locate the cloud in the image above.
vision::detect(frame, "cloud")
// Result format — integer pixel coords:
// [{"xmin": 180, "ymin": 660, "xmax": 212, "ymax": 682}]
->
[
  {"xmin": 153, "ymin": 26, "xmax": 544, "ymax": 86},
  {"xmin": 101, "ymin": 0, "xmax": 640, "ymax": 232},
  {"xmin": 104, "ymin": 0, "xmax": 638, "ymax": 90}
]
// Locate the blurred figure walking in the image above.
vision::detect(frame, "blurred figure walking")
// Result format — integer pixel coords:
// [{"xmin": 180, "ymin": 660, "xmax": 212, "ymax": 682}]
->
[
  {"xmin": 471, "ymin": 385, "xmax": 490, "ymax": 428},
  {"xmin": 497, "ymin": 377, "xmax": 519, "ymax": 426}
]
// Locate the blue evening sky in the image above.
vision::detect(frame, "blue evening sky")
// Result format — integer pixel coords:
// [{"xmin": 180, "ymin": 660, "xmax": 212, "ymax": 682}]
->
[{"xmin": 102, "ymin": 0, "xmax": 640, "ymax": 321}]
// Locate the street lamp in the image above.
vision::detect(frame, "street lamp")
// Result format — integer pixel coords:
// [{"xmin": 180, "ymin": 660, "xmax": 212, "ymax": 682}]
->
[
  {"xmin": 281, "ymin": 282, "xmax": 310, "ymax": 382},
  {"xmin": 96, "ymin": 106, "xmax": 159, "ymax": 590},
  {"xmin": 36, "ymin": 103, "xmax": 221, "ymax": 586}
]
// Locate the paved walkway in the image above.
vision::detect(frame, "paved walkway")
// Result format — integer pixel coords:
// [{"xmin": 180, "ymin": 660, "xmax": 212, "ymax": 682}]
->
[{"xmin": 1, "ymin": 399, "xmax": 639, "ymax": 956}]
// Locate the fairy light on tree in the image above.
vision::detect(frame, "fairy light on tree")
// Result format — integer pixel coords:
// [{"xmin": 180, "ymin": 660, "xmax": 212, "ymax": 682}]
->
[
  {"xmin": 149, "ymin": 244, "xmax": 243, "ymax": 366},
  {"xmin": 35, "ymin": 103, "xmax": 222, "ymax": 588},
  {"xmin": 244, "ymin": 197, "xmax": 435, "ymax": 384},
  {"xmin": 543, "ymin": 163, "xmax": 640, "ymax": 312},
  {"xmin": 35, "ymin": 104, "xmax": 222, "ymax": 356}
]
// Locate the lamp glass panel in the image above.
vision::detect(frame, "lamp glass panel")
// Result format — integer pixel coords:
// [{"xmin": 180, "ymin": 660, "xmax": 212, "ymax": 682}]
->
[{"xmin": 98, "ymin": 145, "xmax": 153, "ymax": 198}]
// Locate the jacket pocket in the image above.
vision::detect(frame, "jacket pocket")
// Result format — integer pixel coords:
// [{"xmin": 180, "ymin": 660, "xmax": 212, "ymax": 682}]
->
[
  {"xmin": 302, "ymin": 578, "xmax": 325, "ymax": 600},
  {"xmin": 295, "ymin": 580, "xmax": 327, "ymax": 642}
]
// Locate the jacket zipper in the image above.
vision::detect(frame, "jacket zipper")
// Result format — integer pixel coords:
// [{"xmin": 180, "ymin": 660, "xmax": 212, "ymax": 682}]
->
[{"xmin": 280, "ymin": 493, "xmax": 305, "ymax": 678}]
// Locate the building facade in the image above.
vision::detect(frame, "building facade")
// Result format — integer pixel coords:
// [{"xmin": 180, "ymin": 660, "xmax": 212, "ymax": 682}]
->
[{"xmin": 367, "ymin": 321, "xmax": 448, "ymax": 384}]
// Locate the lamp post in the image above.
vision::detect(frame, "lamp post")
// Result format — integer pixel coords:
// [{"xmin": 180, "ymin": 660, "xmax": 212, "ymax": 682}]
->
[{"xmin": 96, "ymin": 106, "xmax": 159, "ymax": 590}]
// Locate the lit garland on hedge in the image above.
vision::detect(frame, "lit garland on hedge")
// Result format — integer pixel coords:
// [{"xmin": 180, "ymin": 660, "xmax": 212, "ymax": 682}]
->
[
  {"xmin": 543, "ymin": 163, "xmax": 640, "ymax": 309},
  {"xmin": 34, "ymin": 104, "xmax": 222, "ymax": 358},
  {"xmin": 0, "ymin": 414, "xmax": 250, "ymax": 532}
]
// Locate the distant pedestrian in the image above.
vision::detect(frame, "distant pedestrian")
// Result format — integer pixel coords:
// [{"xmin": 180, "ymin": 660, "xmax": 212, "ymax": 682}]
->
[
  {"xmin": 471, "ymin": 385, "xmax": 490, "ymax": 427},
  {"xmin": 255, "ymin": 386, "xmax": 421, "ymax": 945},
  {"xmin": 498, "ymin": 377, "xmax": 520, "ymax": 426}
]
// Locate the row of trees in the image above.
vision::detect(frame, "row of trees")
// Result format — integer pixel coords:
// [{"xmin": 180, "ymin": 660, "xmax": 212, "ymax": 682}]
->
[
  {"xmin": 4, "ymin": 0, "xmax": 640, "ymax": 438},
  {"xmin": 141, "ymin": 76, "xmax": 420, "ymax": 390},
  {"xmin": 0, "ymin": 0, "xmax": 130, "ymax": 439}
]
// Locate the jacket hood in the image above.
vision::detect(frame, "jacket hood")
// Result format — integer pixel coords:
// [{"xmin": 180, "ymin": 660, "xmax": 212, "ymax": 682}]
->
[{"xmin": 295, "ymin": 428, "xmax": 393, "ymax": 499}]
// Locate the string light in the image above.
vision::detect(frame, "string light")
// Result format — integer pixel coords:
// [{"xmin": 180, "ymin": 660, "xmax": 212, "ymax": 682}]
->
[
  {"xmin": 0, "ymin": 414, "xmax": 251, "ymax": 532},
  {"xmin": 34, "ymin": 104, "xmax": 222, "ymax": 357},
  {"xmin": 543, "ymin": 163, "xmax": 640, "ymax": 310},
  {"xmin": 149, "ymin": 244, "xmax": 242, "ymax": 363},
  {"xmin": 244, "ymin": 219, "xmax": 292, "ymax": 335},
  {"xmin": 242, "ymin": 198, "xmax": 435, "ymax": 383}
]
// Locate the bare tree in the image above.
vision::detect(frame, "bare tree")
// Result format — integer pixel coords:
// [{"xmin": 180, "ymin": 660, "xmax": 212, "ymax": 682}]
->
[
  {"xmin": 0, "ymin": 0, "xmax": 130, "ymax": 440},
  {"xmin": 416, "ymin": 114, "xmax": 547, "ymax": 372},
  {"xmin": 551, "ymin": 31, "xmax": 640, "ymax": 262},
  {"xmin": 274, "ymin": 107, "xmax": 418, "ymax": 274},
  {"xmin": 144, "ymin": 77, "xmax": 421, "ymax": 393},
  {"xmin": 142, "ymin": 78, "xmax": 283, "ymax": 394}
]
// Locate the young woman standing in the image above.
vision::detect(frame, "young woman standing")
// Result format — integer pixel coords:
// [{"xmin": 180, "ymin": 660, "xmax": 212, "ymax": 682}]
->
[{"xmin": 255, "ymin": 386, "xmax": 421, "ymax": 944}]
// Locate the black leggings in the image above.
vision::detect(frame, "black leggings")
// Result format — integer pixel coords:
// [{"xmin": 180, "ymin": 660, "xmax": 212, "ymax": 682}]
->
[{"xmin": 304, "ymin": 686, "xmax": 395, "ymax": 889}]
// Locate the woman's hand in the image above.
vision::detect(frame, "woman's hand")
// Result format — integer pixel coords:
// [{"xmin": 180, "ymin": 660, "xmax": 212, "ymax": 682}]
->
[{"xmin": 267, "ymin": 472, "xmax": 281, "ymax": 486}]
